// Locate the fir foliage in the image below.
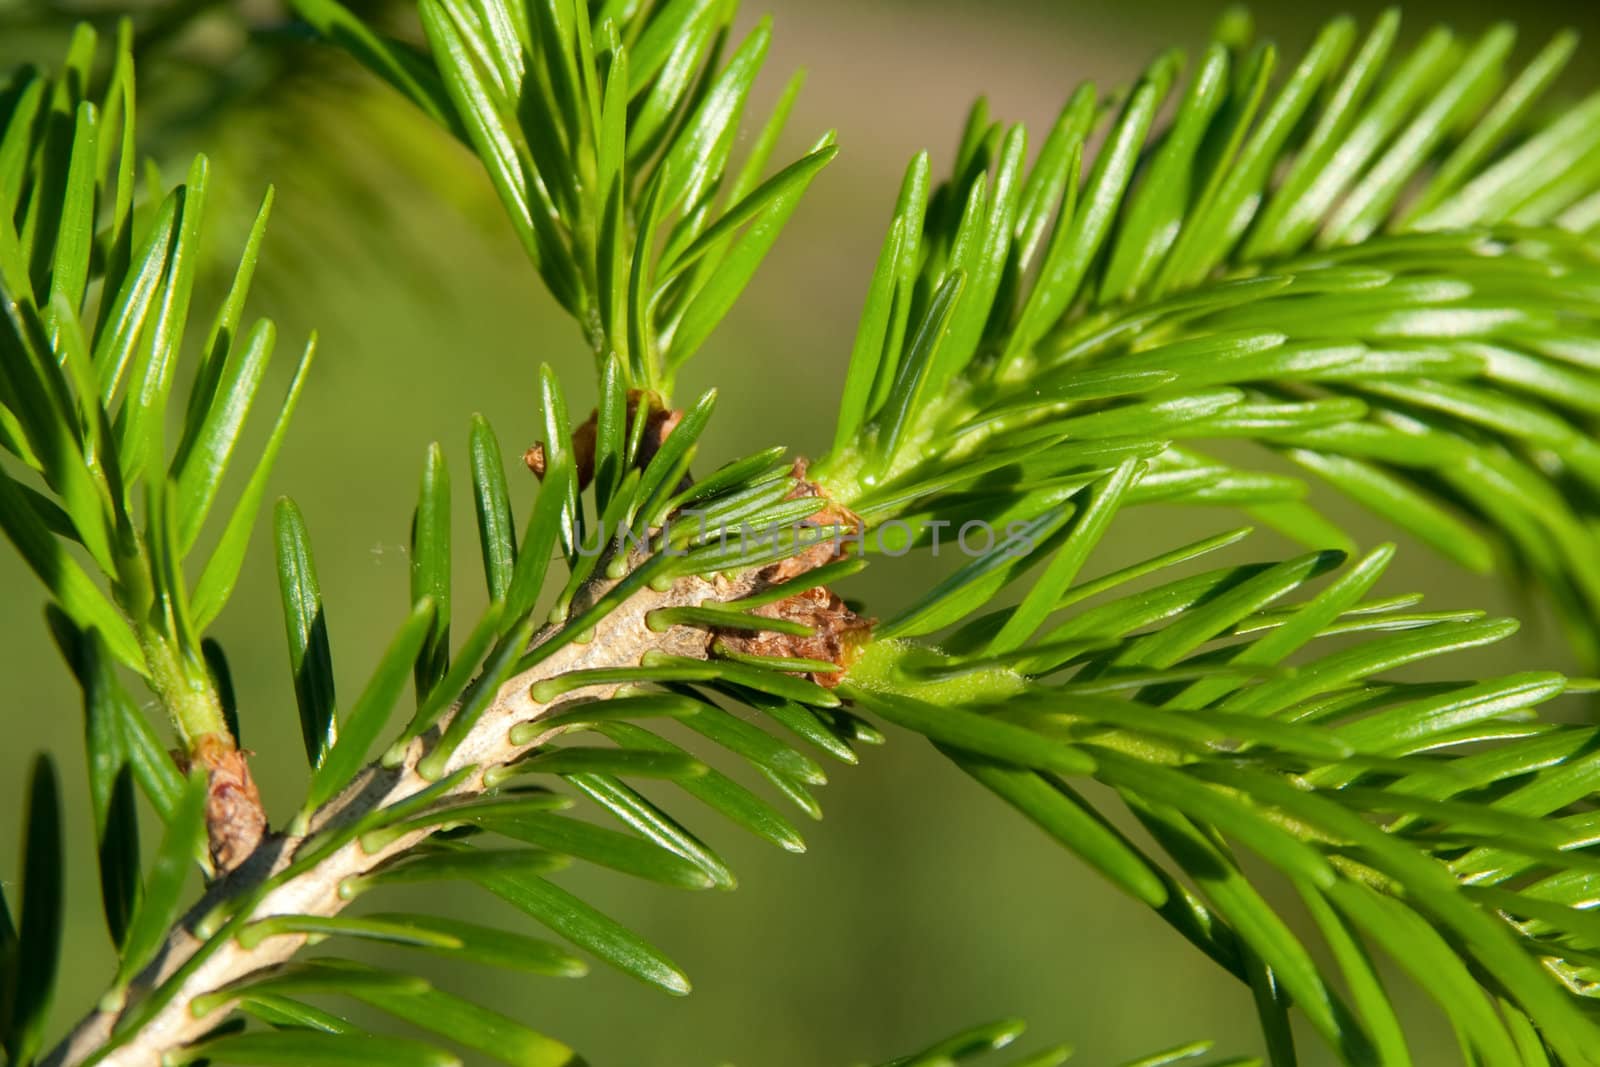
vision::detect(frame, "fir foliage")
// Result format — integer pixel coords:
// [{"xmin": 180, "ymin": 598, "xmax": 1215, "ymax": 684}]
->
[{"xmin": 4, "ymin": 3, "xmax": 1600, "ymax": 1066}]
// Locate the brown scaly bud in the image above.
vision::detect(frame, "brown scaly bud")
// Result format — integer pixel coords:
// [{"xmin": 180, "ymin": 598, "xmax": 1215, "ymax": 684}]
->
[
  {"xmin": 174, "ymin": 734, "xmax": 267, "ymax": 874},
  {"xmin": 715, "ymin": 459, "xmax": 873, "ymax": 687},
  {"xmin": 525, "ymin": 390, "xmax": 684, "ymax": 490},
  {"xmin": 720, "ymin": 584, "xmax": 873, "ymax": 688},
  {"xmin": 522, "ymin": 442, "xmax": 548, "ymax": 478}
]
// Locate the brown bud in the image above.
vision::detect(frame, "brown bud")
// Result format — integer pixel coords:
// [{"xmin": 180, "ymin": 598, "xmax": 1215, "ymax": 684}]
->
[
  {"xmin": 176, "ymin": 734, "xmax": 268, "ymax": 874},
  {"xmin": 524, "ymin": 389, "xmax": 688, "ymax": 492},
  {"xmin": 523, "ymin": 442, "xmax": 548, "ymax": 478},
  {"xmin": 713, "ymin": 459, "xmax": 872, "ymax": 686}
]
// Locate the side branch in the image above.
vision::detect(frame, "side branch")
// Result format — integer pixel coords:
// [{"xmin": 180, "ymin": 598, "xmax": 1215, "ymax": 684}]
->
[{"xmin": 42, "ymin": 555, "xmax": 816, "ymax": 1067}]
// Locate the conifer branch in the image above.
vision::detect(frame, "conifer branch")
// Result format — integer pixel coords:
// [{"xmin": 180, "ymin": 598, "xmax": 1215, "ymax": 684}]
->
[
  {"xmin": 8, "ymin": 4, "xmax": 1600, "ymax": 1066},
  {"xmin": 43, "ymin": 531, "xmax": 848, "ymax": 1067}
]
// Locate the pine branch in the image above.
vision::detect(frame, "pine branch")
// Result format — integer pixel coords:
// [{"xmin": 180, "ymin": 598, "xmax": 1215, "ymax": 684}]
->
[
  {"xmin": 837, "ymin": 533, "xmax": 1600, "ymax": 1062},
  {"xmin": 10, "ymin": 4, "xmax": 1600, "ymax": 1066},
  {"xmin": 40, "ymin": 550, "xmax": 795, "ymax": 1067},
  {"xmin": 3, "ymin": 23, "xmax": 867, "ymax": 1064},
  {"xmin": 287, "ymin": 0, "xmax": 836, "ymax": 399},
  {"xmin": 782, "ymin": 8, "xmax": 1600, "ymax": 1062},
  {"xmin": 810, "ymin": 9, "xmax": 1600, "ymax": 664},
  {"xmin": 0, "ymin": 19, "xmax": 305, "ymax": 875}
]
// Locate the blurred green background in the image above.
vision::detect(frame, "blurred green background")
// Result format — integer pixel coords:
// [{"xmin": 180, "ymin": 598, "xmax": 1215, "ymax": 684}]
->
[{"xmin": 3, "ymin": 1, "xmax": 1599, "ymax": 1063}]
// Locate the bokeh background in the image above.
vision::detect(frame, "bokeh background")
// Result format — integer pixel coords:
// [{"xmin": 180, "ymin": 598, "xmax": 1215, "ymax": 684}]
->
[{"xmin": 3, "ymin": 1, "xmax": 1600, "ymax": 1063}]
